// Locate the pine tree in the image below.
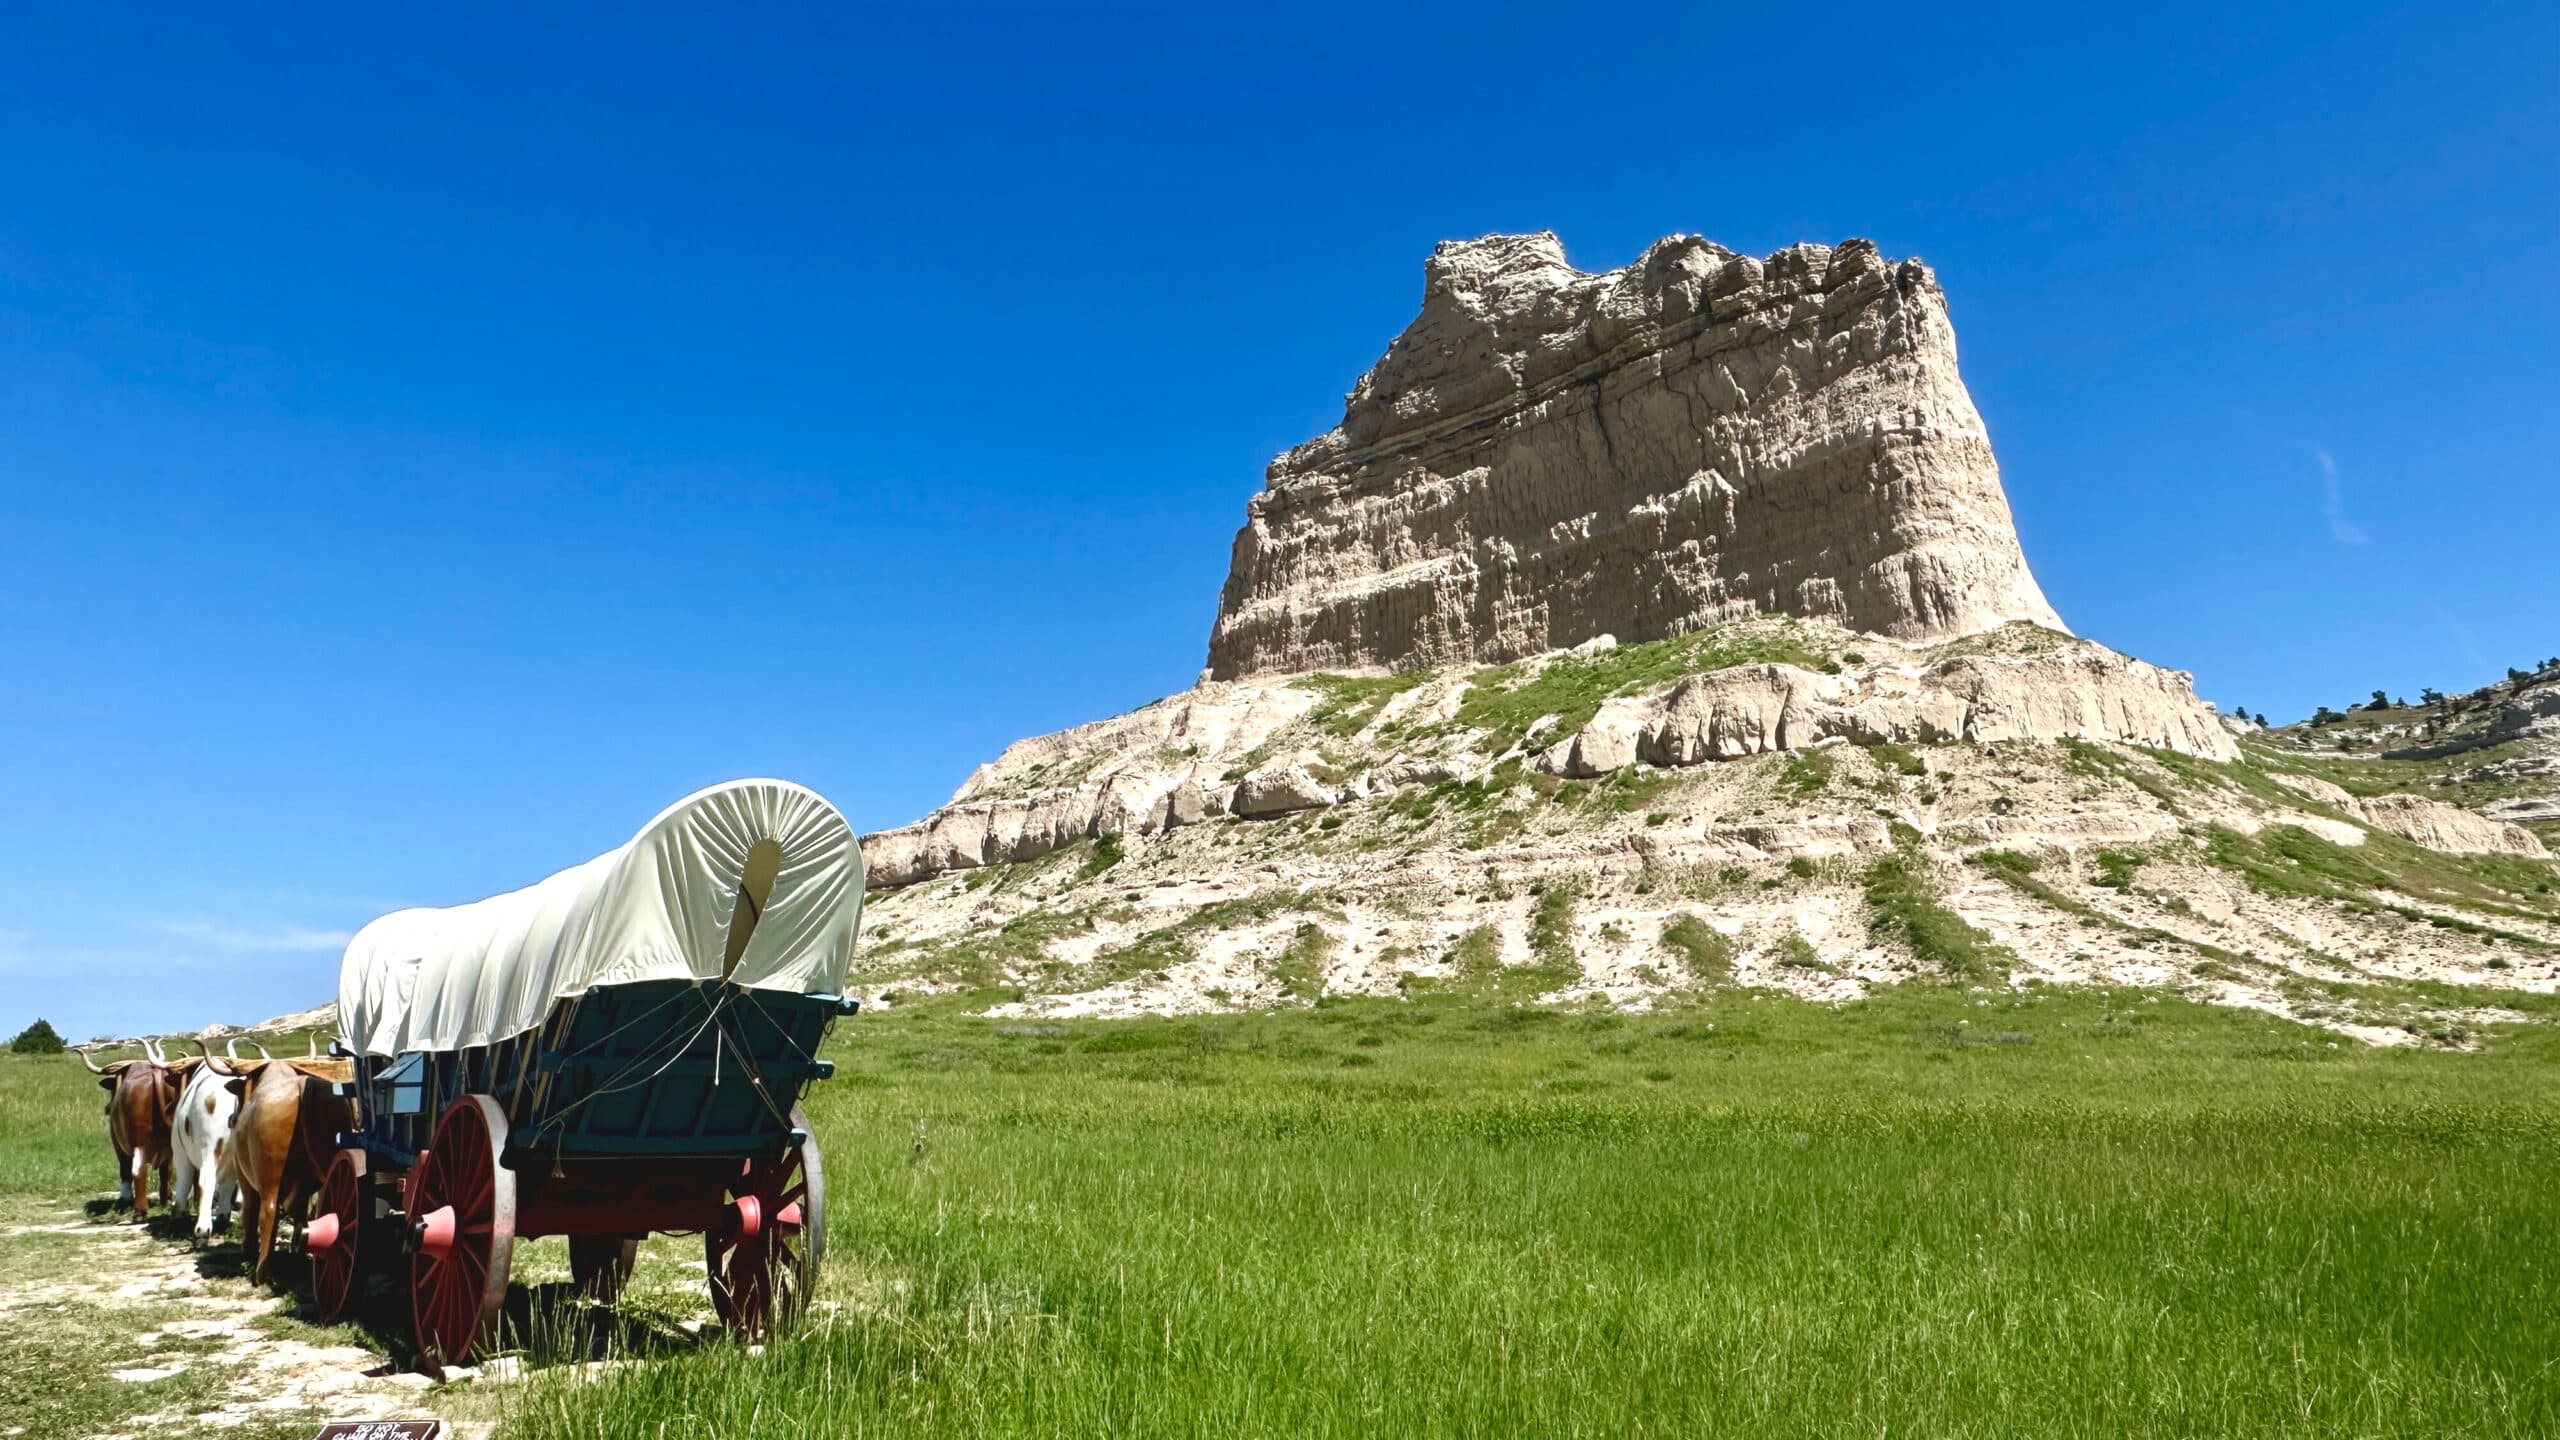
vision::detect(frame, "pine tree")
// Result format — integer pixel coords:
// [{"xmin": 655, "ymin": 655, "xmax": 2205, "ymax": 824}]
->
[{"xmin": 8, "ymin": 1018, "xmax": 66, "ymax": 1055}]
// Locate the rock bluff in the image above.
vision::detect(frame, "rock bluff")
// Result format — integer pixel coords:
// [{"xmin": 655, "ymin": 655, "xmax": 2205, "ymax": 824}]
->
[
  {"xmin": 859, "ymin": 631, "xmax": 2238, "ymax": 890},
  {"xmin": 1206, "ymin": 231, "xmax": 2065, "ymax": 680}
]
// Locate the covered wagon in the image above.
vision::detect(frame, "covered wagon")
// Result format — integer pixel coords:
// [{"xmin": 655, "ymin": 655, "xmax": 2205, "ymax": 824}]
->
[{"xmin": 315, "ymin": 779, "xmax": 863, "ymax": 1364}]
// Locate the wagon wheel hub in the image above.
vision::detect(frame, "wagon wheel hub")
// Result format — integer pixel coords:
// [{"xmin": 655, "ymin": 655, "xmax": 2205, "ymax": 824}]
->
[
  {"xmin": 415, "ymin": 1204, "xmax": 457, "ymax": 1261},
  {"xmin": 705, "ymin": 1106, "xmax": 826, "ymax": 1342}
]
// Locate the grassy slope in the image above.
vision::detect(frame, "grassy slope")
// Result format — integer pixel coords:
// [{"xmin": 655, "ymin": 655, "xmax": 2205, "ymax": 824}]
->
[{"xmin": 477, "ymin": 985, "xmax": 2560, "ymax": 1438}]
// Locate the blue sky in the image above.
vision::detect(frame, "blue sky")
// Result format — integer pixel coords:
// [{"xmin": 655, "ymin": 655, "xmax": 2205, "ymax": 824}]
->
[{"xmin": 3, "ymin": 2, "xmax": 2553, "ymax": 1041}]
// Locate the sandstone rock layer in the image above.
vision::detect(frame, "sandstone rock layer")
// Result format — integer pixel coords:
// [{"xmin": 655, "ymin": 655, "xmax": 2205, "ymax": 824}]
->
[
  {"xmin": 2270, "ymin": 774, "xmax": 2549, "ymax": 858},
  {"xmin": 860, "ymin": 629, "xmax": 2234, "ymax": 890},
  {"xmin": 1205, "ymin": 231, "xmax": 2065, "ymax": 680}
]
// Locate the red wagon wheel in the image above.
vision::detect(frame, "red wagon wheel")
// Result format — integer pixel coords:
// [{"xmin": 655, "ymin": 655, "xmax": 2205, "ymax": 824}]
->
[
  {"xmin": 308, "ymin": 1148, "xmax": 367, "ymax": 1320},
  {"xmin": 706, "ymin": 1108, "xmax": 824, "ymax": 1340},
  {"xmin": 569, "ymin": 1235, "xmax": 640, "ymax": 1303},
  {"xmin": 409, "ymin": 1095, "xmax": 516, "ymax": 1366}
]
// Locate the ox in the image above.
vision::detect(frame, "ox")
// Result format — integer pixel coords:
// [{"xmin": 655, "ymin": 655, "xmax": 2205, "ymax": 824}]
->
[
  {"xmin": 80, "ymin": 1040, "xmax": 190, "ymax": 1218},
  {"xmin": 215, "ymin": 1049, "xmax": 356, "ymax": 1282},
  {"xmin": 171, "ymin": 1039, "xmax": 268, "ymax": 1244}
]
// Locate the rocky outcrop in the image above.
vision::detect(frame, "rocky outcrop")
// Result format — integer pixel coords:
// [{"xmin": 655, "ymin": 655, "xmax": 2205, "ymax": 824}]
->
[
  {"xmin": 1552, "ymin": 647, "xmax": 2236, "ymax": 779},
  {"xmin": 1231, "ymin": 757, "xmax": 1344, "ymax": 817},
  {"xmin": 2268, "ymin": 774, "xmax": 2549, "ymax": 858},
  {"xmin": 1204, "ymin": 231, "xmax": 2065, "ymax": 680},
  {"xmin": 2350, "ymin": 793, "xmax": 2548, "ymax": 858},
  {"xmin": 859, "ymin": 632, "xmax": 2234, "ymax": 889}
]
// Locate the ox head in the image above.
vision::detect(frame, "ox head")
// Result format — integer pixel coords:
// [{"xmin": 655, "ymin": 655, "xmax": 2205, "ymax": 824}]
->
[
  {"xmin": 211, "ymin": 1054, "xmax": 290, "ymax": 1097},
  {"xmin": 80, "ymin": 1042, "xmax": 165, "ymax": 1090},
  {"xmin": 79, "ymin": 1047, "xmax": 135, "ymax": 1089},
  {"xmin": 136, "ymin": 1040, "xmax": 185, "ymax": 1112},
  {"xmin": 206, "ymin": 1050, "xmax": 252, "ymax": 1093},
  {"xmin": 205, "ymin": 1034, "xmax": 350, "ymax": 1098}
]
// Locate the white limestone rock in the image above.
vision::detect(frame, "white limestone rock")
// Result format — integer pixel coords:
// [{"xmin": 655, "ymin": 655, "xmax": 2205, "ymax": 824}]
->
[
  {"xmin": 2270, "ymin": 773, "xmax": 2547, "ymax": 857},
  {"xmin": 1205, "ymin": 231, "xmax": 2067, "ymax": 680},
  {"xmin": 859, "ymin": 630, "xmax": 2238, "ymax": 890},
  {"xmin": 1232, "ymin": 757, "xmax": 1343, "ymax": 818},
  {"xmin": 2351, "ymin": 792, "xmax": 2548, "ymax": 858}
]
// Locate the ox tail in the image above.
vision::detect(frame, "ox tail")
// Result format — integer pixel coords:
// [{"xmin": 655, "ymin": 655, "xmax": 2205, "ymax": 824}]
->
[{"xmin": 129, "ymin": 1146, "xmax": 146, "ymax": 1183}]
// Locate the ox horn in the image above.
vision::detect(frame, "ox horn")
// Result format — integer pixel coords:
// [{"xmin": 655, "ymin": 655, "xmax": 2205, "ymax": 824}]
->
[
  {"xmin": 249, "ymin": 1040, "xmax": 274, "ymax": 1060},
  {"xmin": 78, "ymin": 1046, "xmax": 107, "ymax": 1074},
  {"xmin": 306, "ymin": 1034, "xmax": 318, "ymax": 1058},
  {"xmin": 142, "ymin": 1038, "xmax": 162, "ymax": 1066}
]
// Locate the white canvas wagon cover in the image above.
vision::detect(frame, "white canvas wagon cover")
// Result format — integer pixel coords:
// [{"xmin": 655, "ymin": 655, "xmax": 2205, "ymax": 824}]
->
[{"xmin": 338, "ymin": 779, "xmax": 864, "ymax": 1058}]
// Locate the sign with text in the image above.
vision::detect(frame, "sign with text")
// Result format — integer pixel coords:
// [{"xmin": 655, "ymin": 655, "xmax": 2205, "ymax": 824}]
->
[{"xmin": 313, "ymin": 1424, "xmax": 440, "ymax": 1440}]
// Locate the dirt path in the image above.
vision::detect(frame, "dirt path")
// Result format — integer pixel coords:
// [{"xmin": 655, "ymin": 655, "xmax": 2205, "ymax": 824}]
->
[{"xmin": 0, "ymin": 1208, "xmax": 488, "ymax": 1439}]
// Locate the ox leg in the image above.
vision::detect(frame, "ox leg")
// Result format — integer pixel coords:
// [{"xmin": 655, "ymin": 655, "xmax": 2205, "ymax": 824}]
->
[
  {"xmin": 182, "ymin": 1149, "xmax": 219, "ymax": 1245},
  {"xmin": 211, "ymin": 1138, "xmax": 237, "ymax": 1235},
  {"xmin": 173, "ymin": 1142, "xmax": 199, "ymax": 1214},
  {"xmin": 129, "ymin": 1147, "xmax": 149, "ymax": 1219},
  {"xmin": 114, "ymin": 1145, "xmax": 134, "ymax": 1210},
  {"xmin": 251, "ymin": 1189, "xmax": 281, "ymax": 1284}
]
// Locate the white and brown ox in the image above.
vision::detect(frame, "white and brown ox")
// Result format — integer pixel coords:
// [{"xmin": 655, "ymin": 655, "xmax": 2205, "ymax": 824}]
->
[
  {"xmin": 80, "ymin": 1040, "xmax": 195, "ymax": 1218},
  {"xmin": 171, "ymin": 1038, "xmax": 276, "ymax": 1244},
  {"xmin": 211, "ymin": 1044, "xmax": 356, "ymax": 1282}
]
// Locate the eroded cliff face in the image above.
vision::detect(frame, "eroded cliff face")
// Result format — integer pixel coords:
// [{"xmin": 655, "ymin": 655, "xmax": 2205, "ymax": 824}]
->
[
  {"xmin": 1205, "ymin": 232, "xmax": 2064, "ymax": 681},
  {"xmin": 850, "ymin": 619, "xmax": 2560, "ymax": 1045},
  {"xmin": 860, "ymin": 624, "xmax": 2235, "ymax": 890}
]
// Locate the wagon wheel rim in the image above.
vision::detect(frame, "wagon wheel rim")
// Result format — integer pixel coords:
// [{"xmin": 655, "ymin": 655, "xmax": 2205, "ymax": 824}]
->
[
  {"xmin": 409, "ymin": 1095, "xmax": 515, "ymax": 1366},
  {"xmin": 706, "ymin": 1107, "xmax": 823, "ymax": 1340},
  {"xmin": 312, "ymin": 1148, "xmax": 367, "ymax": 1320}
]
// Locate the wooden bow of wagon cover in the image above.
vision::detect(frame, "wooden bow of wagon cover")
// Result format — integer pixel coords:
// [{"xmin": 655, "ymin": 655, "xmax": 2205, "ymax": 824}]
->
[{"xmin": 308, "ymin": 779, "xmax": 866, "ymax": 1368}]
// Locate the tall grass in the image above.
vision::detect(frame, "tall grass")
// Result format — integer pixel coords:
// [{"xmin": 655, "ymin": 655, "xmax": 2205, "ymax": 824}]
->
[{"xmin": 497, "ymin": 987, "xmax": 2560, "ymax": 1437}]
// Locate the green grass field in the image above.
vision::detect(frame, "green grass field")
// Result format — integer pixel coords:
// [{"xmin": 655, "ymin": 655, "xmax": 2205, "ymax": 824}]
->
[
  {"xmin": 9, "ymin": 988, "xmax": 2560, "ymax": 1437},
  {"xmin": 512, "ymin": 985, "xmax": 2560, "ymax": 1438}
]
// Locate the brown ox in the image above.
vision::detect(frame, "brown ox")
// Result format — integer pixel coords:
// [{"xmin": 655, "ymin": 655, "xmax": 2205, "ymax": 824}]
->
[
  {"xmin": 216, "ymin": 1054, "xmax": 356, "ymax": 1282},
  {"xmin": 81, "ymin": 1040, "xmax": 194, "ymax": 1218}
]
